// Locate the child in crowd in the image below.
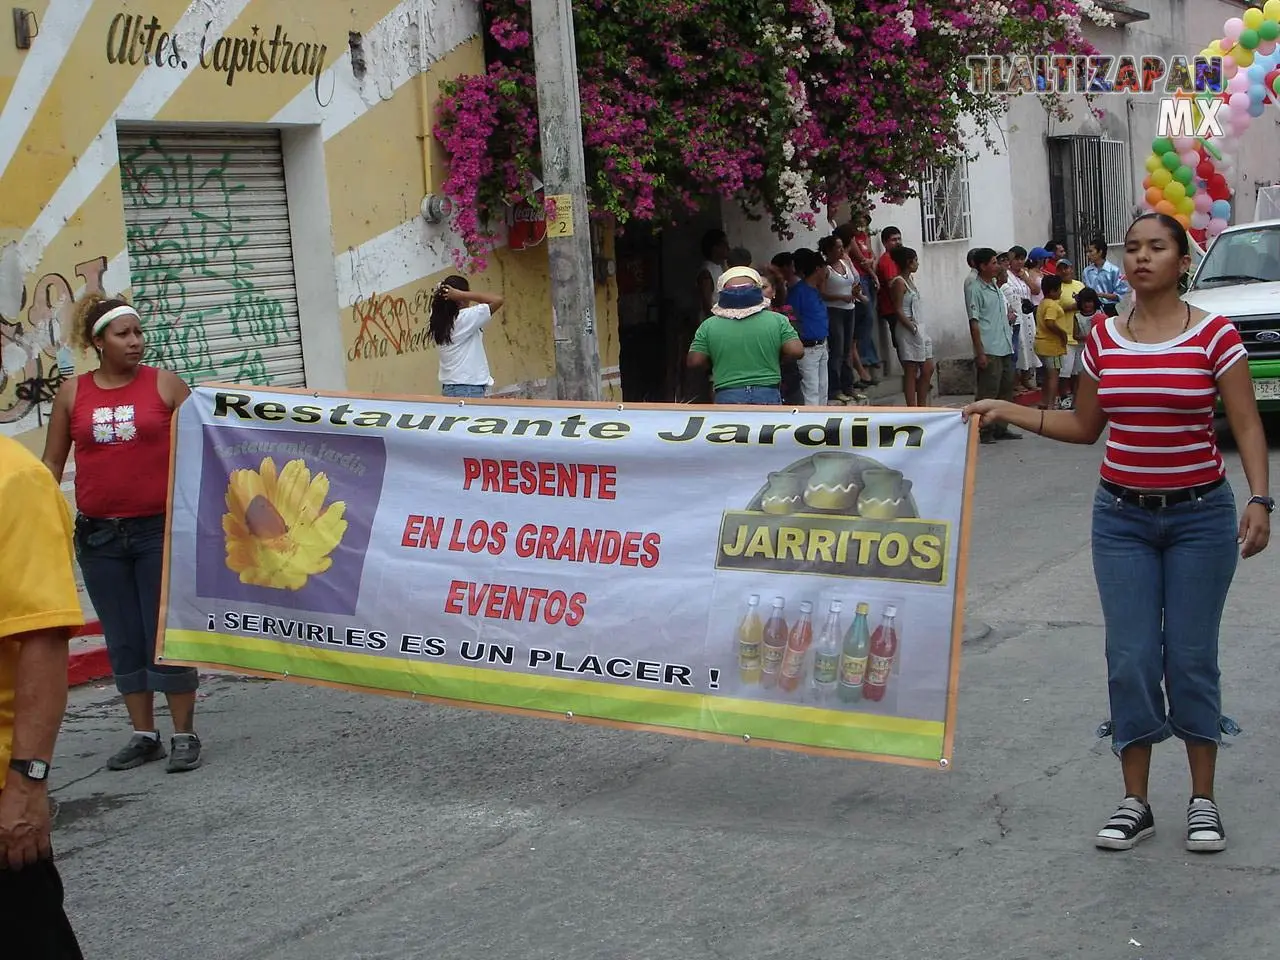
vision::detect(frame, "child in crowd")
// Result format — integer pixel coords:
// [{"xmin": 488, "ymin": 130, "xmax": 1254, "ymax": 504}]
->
[
  {"xmin": 1034, "ymin": 274, "xmax": 1069, "ymax": 411},
  {"xmin": 1073, "ymin": 287, "xmax": 1107, "ymax": 339},
  {"xmin": 1055, "ymin": 259, "xmax": 1085, "ymax": 409}
]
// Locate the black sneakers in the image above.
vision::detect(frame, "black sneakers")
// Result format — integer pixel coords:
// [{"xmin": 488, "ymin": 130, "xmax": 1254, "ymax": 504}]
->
[
  {"xmin": 107, "ymin": 733, "xmax": 166, "ymax": 770},
  {"xmin": 1186, "ymin": 796, "xmax": 1226, "ymax": 853},
  {"xmin": 1095, "ymin": 796, "xmax": 1156, "ymax": 850},
  {"xmin": 166, "ymin": 733, "xmax": 203, "ymax": 773}
]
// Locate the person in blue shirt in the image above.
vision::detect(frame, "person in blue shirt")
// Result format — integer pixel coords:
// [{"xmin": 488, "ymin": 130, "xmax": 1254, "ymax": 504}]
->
[
  {"xmin": 786, "ymin": 248, "xmax": 831, "ymax": 406},
  {"xmin": 1082, "ymin": 235, "xmax": 1131, "ymax": 317}
]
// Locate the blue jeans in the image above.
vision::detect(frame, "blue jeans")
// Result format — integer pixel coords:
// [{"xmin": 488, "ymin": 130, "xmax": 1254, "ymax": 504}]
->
[
  {"xmin": 1091, "ymin": 481, "xmax": 1239, "ymax": 755},
  {"xmin": 826, "ymin": 307, "xmax": 855, "ymax": 397},
  {"xmin": 854, "ymin": 278, "xmax": 880, "ymax": 367},
  {"xmin": 714, "ymin": 385, "xmax": 782, "ymax": 405},
  {"xmin": 442, "ymin": 383, "xmax": 487, "ymax": 398},
  {"xmin": 75, "ymin": 514, "xmax": 199, "ymax": 696}
]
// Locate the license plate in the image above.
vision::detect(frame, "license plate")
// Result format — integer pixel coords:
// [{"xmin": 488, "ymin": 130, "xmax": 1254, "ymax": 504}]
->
[{"xmin": 1254, "ymin": 379, "xmax": 1280, "ymax": 400}]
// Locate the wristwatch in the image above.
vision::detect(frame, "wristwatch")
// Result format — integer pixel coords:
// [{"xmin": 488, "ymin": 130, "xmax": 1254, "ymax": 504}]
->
[
  {"xmin": 1248, "ymin": 495, "xmax": 1276, "ymax": 514},
  {"xmin": 9, "ymin": 758, "xmax": 49, "ymax": 782}
]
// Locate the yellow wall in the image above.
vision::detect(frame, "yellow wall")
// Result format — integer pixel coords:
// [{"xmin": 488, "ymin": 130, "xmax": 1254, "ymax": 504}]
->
[{"xmin": 0, "ymin": 0, "xmax": 620, "ymax": 453}]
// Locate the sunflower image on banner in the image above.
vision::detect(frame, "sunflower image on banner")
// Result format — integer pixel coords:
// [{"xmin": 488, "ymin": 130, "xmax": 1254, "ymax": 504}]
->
[{"xmin": 194, "ymin": 426, "xmax": 386, "ymax": 616}]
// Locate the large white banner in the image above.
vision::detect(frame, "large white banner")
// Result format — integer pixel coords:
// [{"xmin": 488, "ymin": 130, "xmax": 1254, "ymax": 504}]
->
[{"xmin": 159, "ymin": 387, "xmax": 977, "ymax": 767}]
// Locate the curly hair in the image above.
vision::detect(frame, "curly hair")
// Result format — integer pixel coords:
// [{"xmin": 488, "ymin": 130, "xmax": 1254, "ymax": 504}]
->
[{"xmin": 70, "ymin": 293, "xmax": 134, "ymax": 352}]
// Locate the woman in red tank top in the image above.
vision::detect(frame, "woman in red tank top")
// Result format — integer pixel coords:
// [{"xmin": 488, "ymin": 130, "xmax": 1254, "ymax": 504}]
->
[{"xmin": 42, "ymin": 296, "xmax": 203, "ymax": 773}]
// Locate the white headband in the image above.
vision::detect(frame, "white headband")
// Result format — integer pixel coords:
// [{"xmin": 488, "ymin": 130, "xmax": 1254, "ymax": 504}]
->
[{"xmin": 92, "ymin": 304, "xmax": 140, "ymax": 337}]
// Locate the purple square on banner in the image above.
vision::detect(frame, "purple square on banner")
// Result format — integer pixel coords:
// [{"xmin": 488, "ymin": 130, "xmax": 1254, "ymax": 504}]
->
[{"xmin": 194, "ymin": 425, "xmax": 386, "ymax": 615}]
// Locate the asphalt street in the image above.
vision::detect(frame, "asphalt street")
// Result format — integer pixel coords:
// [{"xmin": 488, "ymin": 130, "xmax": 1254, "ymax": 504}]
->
[{"xmin": 48, "ymin": 415, "xmax": 1280, "ymax": 960}]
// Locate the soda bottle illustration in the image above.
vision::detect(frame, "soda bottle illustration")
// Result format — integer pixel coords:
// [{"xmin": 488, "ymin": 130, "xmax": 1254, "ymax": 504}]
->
[
  {"xmin": 760, "ymin": 597, "xmax": 788, "ymax": 689},
  {"xmin": 837, "ymin": 602, "xmax": 871, "ymax": 703},
  {"xmin": 810, "ymin": 600, "xmax": 843, "ymax": 703},
  {"xmin": 737, "ymin": 595, "xmax": 764, "ymax": 684},
  {"xmin": 862, "ymin": 605, "xmax": 900, "ymax": 702},
  {"xmin": 778, "ymin": 600, "xmax": 815, "ymax": 693}
]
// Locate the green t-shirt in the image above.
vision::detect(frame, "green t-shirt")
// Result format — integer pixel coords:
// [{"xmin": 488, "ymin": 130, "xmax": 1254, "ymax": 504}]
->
[{"xmin": 689, "ymin": 310, "xmax": 799, "ymax": 390}]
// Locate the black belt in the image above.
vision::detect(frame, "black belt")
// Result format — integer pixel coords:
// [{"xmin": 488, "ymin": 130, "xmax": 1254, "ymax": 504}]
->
[
  {"xmin": 1099, "ymin": 477, "xmax": 1225, "ymax": 510},
  {"xmin": 802, "ymin": 338, "xmax": 826, "ymax": 347}
]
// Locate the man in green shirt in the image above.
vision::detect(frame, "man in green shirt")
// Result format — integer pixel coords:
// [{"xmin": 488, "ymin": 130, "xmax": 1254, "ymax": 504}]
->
[
  {"xmin": 687, "ymin": 267, "xmax": 803, "ymax": 404},
  {"xmin": 966, "ymin": 248, "xmax": 1020, "ymax": 443}
]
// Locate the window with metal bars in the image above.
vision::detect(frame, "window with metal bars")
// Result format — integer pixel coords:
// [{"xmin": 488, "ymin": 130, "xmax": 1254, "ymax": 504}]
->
[{"xmin": 919, "ymin": 158, "xmax": 972, "ymax": 243}]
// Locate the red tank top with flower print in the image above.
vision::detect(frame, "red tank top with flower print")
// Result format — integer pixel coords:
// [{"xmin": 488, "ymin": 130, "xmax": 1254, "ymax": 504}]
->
[{"xmin": 70, "ymin": 365, "xmax": 173, "ymax": 518}]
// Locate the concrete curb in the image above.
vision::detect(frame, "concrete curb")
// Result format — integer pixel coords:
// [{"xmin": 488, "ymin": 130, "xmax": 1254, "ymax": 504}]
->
[{"xmin": 69, "ymin": 622, "xmax": 110, "ymax": 687}]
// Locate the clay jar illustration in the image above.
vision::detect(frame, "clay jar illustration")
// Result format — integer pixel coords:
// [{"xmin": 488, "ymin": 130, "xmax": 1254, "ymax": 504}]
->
[
  {"xmin": 760, "ymin": 471, "xmax": 807, "ymax": 515},
  {"xmin": 802, "ymin": 452, "xmax": 862, "ymax": 513},
  {"xmin": 857, "ymin": 468, "xmax": 912, "ymax": 520}
]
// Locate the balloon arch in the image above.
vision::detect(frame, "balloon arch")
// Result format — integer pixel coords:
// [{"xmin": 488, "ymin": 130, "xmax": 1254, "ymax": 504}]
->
[{"xmin": 1139, "ymin": 1, "xmax": 1280, "ymax": 245}]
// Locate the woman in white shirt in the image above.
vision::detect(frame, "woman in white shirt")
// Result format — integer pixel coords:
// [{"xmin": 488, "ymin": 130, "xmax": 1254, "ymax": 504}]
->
[
  {"xmin": 429, "ymin": 276, "xmax": 506, "ymax": 397},
  {"xmin": 819, "ymin": 235, "xmax": 870, "ymax": 402},
  {"xmin": 889, "ymin": 246, "xmax": 934, "ymax": 407}
]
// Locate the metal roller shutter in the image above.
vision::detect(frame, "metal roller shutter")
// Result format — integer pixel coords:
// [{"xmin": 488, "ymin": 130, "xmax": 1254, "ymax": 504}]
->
[{"xmin": 117, "ymin": 126, "xmax": 306, "ymax": 387}]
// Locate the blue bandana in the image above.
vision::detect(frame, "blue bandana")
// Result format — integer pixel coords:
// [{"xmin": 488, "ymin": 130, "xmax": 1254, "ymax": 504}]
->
[{"xmin": 718, "ymin": 286, "xmax": 764, "ymax": 310}]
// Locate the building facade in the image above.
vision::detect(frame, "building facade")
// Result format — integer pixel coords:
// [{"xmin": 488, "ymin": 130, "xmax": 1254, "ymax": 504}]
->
[
  {"xmin": 0, "ymin": 0, "xmax": 622, "ymax": 453},
  {"xmin": 867, "ymin": 0, "xmax": 1276, "ymax": 389}
]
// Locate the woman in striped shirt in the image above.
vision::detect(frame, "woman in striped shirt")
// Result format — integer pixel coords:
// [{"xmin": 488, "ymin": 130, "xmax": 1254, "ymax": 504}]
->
[{"xmin": 965, "ymin": 213, "xmax": 1271, "ymax": 855}]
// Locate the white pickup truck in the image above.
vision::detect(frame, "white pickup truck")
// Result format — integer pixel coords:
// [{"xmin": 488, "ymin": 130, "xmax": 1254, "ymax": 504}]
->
[{"xmin": 1181, "ymin": 219, "xmax": 1280, "ymax": 411}]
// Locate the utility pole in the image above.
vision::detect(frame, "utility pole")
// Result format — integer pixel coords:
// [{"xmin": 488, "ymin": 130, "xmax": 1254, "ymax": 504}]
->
[{"xmin": 530, "ymin": 0, "xmax": 602, "ymax": 402}]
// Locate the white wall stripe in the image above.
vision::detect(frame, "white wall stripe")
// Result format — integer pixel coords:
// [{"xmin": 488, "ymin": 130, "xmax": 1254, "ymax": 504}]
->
[
  {"xmin": 0, "ymin": 0, "xmax": 95, "ymax": 182},
  {"xmin": 336, "ymin": 218, "xmax": 454, "ymax": 307},
  {"xmin": 272, "ymin": 0, "xmax": 477, "ymax": 140},
  {"xmin": 16, "ymin": 0, "xmax": 256, "ymax": 272}
]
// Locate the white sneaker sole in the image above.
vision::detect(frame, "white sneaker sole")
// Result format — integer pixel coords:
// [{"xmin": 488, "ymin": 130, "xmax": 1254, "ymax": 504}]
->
[
  {"xmin": 1186, "ymin": 836, "xmax": 1226, "ymax": 853},
  {"xmin": 1095, "ymin": 825, "xmax": 1155, "ymax": 850}
]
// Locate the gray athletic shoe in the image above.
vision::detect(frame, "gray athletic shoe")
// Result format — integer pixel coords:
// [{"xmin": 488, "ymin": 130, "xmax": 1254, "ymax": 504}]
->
[
  {"xmin": 108, "ymin": 733, "xmax": 166, "ymax": 770},
  {"xmin": 166, "ymin": 733, "xmax": 203, "ymax": 773}
]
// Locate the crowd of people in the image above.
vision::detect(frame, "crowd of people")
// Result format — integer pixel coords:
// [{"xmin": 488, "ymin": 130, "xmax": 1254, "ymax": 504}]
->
[
  {"xmin": 689, "ymin": 220, "xmax": 935, "ymax": 407},
  {"xmin": 687, "ymin": 220, "xmax": 1138, "ymax": 420}
]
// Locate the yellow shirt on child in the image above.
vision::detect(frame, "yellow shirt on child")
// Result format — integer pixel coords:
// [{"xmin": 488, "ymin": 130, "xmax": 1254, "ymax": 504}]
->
[{"xmin": 1035, "ymin": 299, "xmax": 1070, "ymax": 357}]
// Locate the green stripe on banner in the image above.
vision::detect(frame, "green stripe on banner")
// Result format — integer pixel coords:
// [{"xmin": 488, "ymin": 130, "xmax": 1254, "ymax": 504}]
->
[{"xmin": 165, "ymin": 632, "xmax": 944, "ymax": 761}]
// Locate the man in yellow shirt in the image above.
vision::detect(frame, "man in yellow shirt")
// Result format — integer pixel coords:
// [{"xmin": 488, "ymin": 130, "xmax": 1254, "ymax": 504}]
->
[
  {"xmin": 0, "ymin": 435, "xmax": 85, "ymax": 957},
  {"xmin": 1055, "ymin": 259, "xmax": 1086, "ymax": 409}
]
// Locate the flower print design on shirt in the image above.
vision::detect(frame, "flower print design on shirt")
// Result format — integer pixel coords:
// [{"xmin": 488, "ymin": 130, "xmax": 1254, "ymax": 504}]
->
[{"xmin": 91, "ymin": 404, "xmax": 137, "ymax": 444}]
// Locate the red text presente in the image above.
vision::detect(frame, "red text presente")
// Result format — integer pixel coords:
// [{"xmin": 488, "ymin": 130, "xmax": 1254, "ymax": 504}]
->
[{"xmin": 462, "ymin": 458, "xmax": 617, "ymax": 500}]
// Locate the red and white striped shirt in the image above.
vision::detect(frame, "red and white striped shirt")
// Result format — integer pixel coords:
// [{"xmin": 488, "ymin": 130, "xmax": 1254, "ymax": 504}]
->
[{"xmin": 1082, "ymin": 314, "xmax": 1247, "ymax": 490}]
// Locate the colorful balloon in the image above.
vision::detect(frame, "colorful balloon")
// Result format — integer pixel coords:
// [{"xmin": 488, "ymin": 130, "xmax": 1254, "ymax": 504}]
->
[
  {"xmin": 1191, "ymin": 211, "xmax": 1211, "ymax": 230},
  {"xmin": 1156, "ymin": 200, "xmax": 1178, "ymax": 216},
  {"xmin": 1178, "ymin": 197, "xmax": 1196, "ymax": 217},
  {"xmin": 1265, "ymin": 0, "xmax": 1280, "ymax": 19},
  {"xmin": 1225, "ymin": 17, "xmax": 1245, "ymax": 42},
  {"xmin": 1263, "ymin": 20, "xmax": 1280, "ymax": 42},
  {"xmin": 1194, "ymin": 192, "xmax": 1214, "ymax": 213},
  {"xmin": 1235, "ymin": 47, "xmax": 1256, "ymax": 67},
  {"xmin": 1151, "ymin": 168, "xmax": 1174, "ymax": 188},
  {"xmin": 1174, "ymin": 214, "xmax": 1191, "ymax": 230},
  {"xmin": 1162, "ymin": 150, "xmax": 1182, "ymax": 171},
  {"xmin": 1145, "ymin": 153, "xmax": 1164, "ymax": 173},
  {"xmin": 1151, "ymin": 137, "xmax": 1174, "ymax": 156},
  {"xmin": 1145, "ymin": 186, "xmax": 1165, "ymax": 207},
  {"xmin": 1240, "ymin": 29, "xmax": 1261, "ymax": 51},
  {"xmin": 1174, "ymin": 165, "xmax": 1195, "ymax": 185},
  {"xmin": 1245, "ymin": 7, "xmax": 1266, "ymax": 30},
  {"xmin": 1208, "ymin": 217, "xmax": 1229, "ymax": 237}
]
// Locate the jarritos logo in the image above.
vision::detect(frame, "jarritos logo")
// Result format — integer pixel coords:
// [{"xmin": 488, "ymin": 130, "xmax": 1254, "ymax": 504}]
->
[
  {"xmin": 715, "ymin": 452, "xmax": 949, "ymax": 586},
  {"xmin": 966, "ymin": 55, "xmax": 1224, "ymax": 96}
]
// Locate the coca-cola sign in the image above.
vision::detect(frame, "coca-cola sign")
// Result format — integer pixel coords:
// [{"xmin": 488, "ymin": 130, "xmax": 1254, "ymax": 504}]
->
[{"xmin": 508, "ymin": 194, "xmax": 547, "ymax": 251}]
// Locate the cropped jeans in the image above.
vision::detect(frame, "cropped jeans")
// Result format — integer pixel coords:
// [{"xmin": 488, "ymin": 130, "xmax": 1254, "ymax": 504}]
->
[
  {"xmin": 1091, "ymin": 481, "xmax": 1239, "ymax": 755},
  {"xmin": 75, "ymin": 514, "xmax": 199, "ymax": 697}
]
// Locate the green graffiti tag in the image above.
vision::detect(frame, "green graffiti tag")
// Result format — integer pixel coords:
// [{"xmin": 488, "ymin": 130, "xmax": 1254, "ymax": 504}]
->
[{"xmin": 119, "ymin": 137, "xmax": 294, "ymax": 386}]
